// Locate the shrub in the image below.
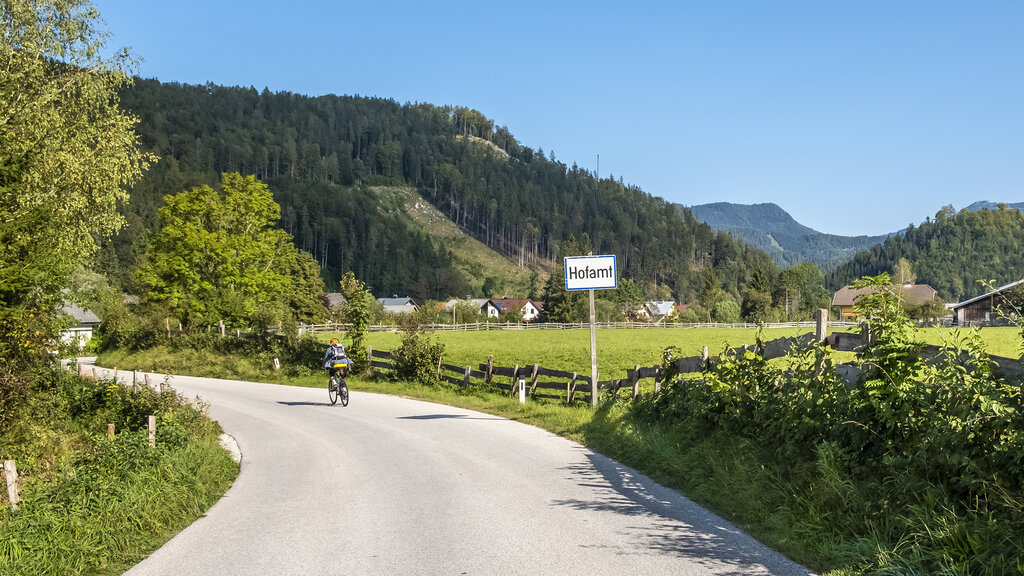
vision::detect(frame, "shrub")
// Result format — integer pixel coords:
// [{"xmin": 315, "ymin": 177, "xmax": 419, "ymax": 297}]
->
[{"xmin": 390, "ymin": 327, "xmax": 445, "ymax": 387}]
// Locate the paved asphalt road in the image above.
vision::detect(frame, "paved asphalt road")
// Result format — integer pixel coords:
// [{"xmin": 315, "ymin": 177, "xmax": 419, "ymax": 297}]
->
[{"xmin": 84, "ymin": 362, "xmax": 813, "ymax": 576}]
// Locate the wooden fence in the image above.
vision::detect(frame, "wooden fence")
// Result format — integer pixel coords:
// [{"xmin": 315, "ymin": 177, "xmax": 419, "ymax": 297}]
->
[
  {"xmin": 362, "ymin": 310, "xmax": 1024, "ymax": 405},
  {"xmin": 302, "ymin": 320, "xmax": 860, "ymax": 334},
  {"xmin": 368, "ymin": 347, "xmax": 602, "ymax": 404}
]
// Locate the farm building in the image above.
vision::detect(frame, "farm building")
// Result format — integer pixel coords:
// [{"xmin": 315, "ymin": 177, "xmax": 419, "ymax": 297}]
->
[
  {"xmin": 832, "ymin": 284, "xmax": 938, "ymax": 319},
  {"xmin": 951, "ymin": 279, "xmax": 1024, "ymax": 325},
  {"xmin": 378, "ymin": 296, "xmax": 418, "ymax": 314}
]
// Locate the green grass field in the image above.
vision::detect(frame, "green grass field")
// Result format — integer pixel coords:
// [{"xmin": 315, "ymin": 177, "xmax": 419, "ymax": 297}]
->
[{"xmin": 326, "ymin": 325, "xmax": 1022, "ymax": 379}]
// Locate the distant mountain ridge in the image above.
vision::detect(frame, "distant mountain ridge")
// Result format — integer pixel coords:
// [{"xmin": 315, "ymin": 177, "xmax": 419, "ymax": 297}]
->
[
  {"xmin": 684, "ymin": 202, "xmax": 892, "ymax": 270},
  {"xmin": 965, "ymin": 200, "xmax": 1024, "ymax": 212}
]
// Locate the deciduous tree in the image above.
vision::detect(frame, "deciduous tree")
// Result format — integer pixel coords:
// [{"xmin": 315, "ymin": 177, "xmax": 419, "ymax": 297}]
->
[
  {"xmin": 1, "ymin": 0, "xmax": 152, "ymax": 365},
  {"xmin": 137, "ymin": 173, "xmax": 324, "ymax": 327}
]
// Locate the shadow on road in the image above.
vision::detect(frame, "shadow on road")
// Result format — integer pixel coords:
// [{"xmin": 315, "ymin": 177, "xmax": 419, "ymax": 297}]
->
[
  {"xmin": 397, "ymin": 413, "xmax": 505, "ymax": 421},
  {"xmin": 276, "ymin": 401, "xmax": 339, "ymax": 407},
  {"xmin": 550, "ymin": 452, "xmax": 814, "ymax": 576}
]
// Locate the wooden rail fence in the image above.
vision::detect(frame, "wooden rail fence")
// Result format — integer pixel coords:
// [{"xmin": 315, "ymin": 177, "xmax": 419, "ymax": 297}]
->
[
  {"xmin": 301, "ymin": 320, "xmax": 859, "ymax": 334},
  {"xmin": 363, "ymin": 310, "xmax": 1024, "ymax": 404}
]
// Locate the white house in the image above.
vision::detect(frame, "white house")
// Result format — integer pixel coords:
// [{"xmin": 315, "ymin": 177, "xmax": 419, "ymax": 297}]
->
[
  {"xmin": 378, "ymin": 296, "xmax": 418, "ymax": 314},
  {"xmin": 488, "ymin": 298, "xmax": 544, "ymax": 322},
  {"xmin": 61, "ymin": 304, "xmax": 101, "ymax": 350}
]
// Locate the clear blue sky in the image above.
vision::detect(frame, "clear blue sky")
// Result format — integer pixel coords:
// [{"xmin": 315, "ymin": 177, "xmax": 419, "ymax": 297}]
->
[{"xmin": 95, "ymin": 0, "xmax": 1024, "ymax": 236}]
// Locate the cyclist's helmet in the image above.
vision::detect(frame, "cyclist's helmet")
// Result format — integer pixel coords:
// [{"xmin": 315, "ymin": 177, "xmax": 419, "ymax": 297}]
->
[{"xmin": 330, "ymin": 338, "xmax": 339, "ymax": 344}]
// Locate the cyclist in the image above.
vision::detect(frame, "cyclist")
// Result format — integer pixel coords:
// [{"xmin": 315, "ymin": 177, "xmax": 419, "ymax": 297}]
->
[{"xmin": 322, "ymin": 338, "xmax": 350, "ymax": 391}]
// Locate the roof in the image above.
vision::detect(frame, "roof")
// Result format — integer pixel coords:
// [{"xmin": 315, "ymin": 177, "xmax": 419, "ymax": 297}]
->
[
  {"xmin": 492, "ymin": 298, "xmax": 527, "ymax": 313},
  {"xmin": 952, "ymin": 278, "xmax": 1024, "ymax": 310},
  {"xmin": 323, "ymin": 292, "xmax": 347, "ymax": 309},
  {"xmin": 645, "ymin": 300, "xmax": 676, "ymax": 317},
  {"xmin": 378, "ymin": 297, "xmax": 417, "ymax": 307},
  {"xmin": 832, "ymin": 284, "xmax": 937, "ymax": 307},
  {"xmin": 442, "ymin": 298, "xmax": 490, "ymax": 310},
  {"xmin": 61, "ymin": 304, "xmax": 100, "ymax": 325},
  {"xmin": 487, "ymin": 298, "xmax": 543, "ymax": 313}
]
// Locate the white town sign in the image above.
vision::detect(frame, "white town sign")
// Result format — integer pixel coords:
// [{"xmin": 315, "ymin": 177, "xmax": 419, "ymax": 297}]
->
[{"xmin": 564, "ymin": 254, "xmax": 617, "ymax": 291}]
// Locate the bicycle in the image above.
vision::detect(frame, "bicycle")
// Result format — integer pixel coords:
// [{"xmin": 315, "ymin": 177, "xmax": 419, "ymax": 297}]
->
[{"xmin": 328, "ymin": 361, "xmax": 350, "ymax": 406}]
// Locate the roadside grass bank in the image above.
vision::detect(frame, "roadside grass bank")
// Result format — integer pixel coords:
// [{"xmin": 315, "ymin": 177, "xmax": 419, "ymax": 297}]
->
[{"xmin": 0, "ymin": 368, "xmax": 238, "ymax": 576}]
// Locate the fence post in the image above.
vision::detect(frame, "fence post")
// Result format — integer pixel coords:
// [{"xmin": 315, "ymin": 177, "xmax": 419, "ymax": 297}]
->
[
  {"xmin": 567, "ymin": 373, "xmax": 577, "ymax": 404},
  {"xmin": 815, "ymin": 308, "xmax": 829, "ymax": 343},
  {"xmin": 486, "ymin": 355, "xmax": 494, "ymax": 384},
  {"xmin": 654, "ymin": 366, "xmax": 662, "ymax": 393},
  {"xmin": 92, "ymin": 367, "xmax": 97, "ymax": 380},
  {"xmin": 219, "ymin": 320, "xmax": 225, "ymax": 337},
  {"xmin": 367, "ymin": 346, "xmax": 373, "ymax": 376},
  {"xmin": 529, "ymin": 364, "xmax": 540, "ymax": 397},
  {"xmin": 77, "ymin": 362, "xmax": 82, "ymax": 377},
  {"xmin": 436, "ymin": 355, "xmax": 443, "ymax": 378},
  {"xmin": 148, "ymin": 415, "xmax": 156, "ymax": 448},
  {"xmin": 463, "ymin": 366, "xmax": 471, "ymax": 387},
  {"xmin": 144, "ymin": 374, "xmax": 151, "ymax": 389},
  {"xmin": 702, "ymin": 346, "xmax": 710, "ymax": 371},
  {"xmin": 107, "ymin": 423, "xmax": 115, "ymax": 439},
  {"xmin": 165, "ymin": 317, "xmax": 171, "ymax": 339},
  {"xmin": 113, "ymin": 367, "xmax": 118, "ymax": 381},
  {"xmin": 632, "ymin": 365, "xmax": 641, "ymax": 398},
  {"xmin": 3, "ymin": 460, "xmax": 20, "ymax": 510}
]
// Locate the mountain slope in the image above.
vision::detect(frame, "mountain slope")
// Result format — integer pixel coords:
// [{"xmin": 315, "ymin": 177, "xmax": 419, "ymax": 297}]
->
[
  {"xmin": 686, "ymin": 202, "xmax": 891, "ymax": 270},
  {"xmin": 108, "ymin": 79, "xmax": 780, "ymax": 301},
  {"xmin": 373, "ymin": 186, "xmax": 548, "ymax": 298}
]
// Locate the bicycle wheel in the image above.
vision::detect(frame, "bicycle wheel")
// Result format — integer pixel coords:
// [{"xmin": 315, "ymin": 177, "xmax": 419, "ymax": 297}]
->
[
  {"xmin": 328, "ymin": 377, "xmax": 339, "ymax": 405},
  {"xmin": 340, "ymin": 380, "xmax": 349, "ymax": 407}
]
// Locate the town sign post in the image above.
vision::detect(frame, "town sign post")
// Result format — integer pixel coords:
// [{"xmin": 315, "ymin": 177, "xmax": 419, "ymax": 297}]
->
[{"xmin": 564, "ymin": 254, "xmax": 617, "ymax": 406}]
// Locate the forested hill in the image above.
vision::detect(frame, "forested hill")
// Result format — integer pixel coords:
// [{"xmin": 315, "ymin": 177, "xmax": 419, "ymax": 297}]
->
[
  {"xmin": 687, "ymin": 202, "xmax": 891, "ymax": 270},
  {"xmin": 109, "ymin": 79, "xmax": 776, "ymax": 301},
  {"xmin": 825, "ymin": 205, "xmax": 1024, "ymax": 302}
]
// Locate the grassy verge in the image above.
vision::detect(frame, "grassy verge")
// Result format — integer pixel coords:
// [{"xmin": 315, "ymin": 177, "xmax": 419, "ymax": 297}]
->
[{"xmin": 0, "ymin": 368, "xmax": 238, "ymax": 576}]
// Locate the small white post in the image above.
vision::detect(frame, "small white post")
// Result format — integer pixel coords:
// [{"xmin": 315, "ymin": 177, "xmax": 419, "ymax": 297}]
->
[
  {"xmin": 148, "ymin": 415, "xmax": 156, "ymax": 448},
  {"xmin": 3, "ymin": 460, "xmax": 20, "ymax": 510},
  {"xmin": 107, "ymin": 423, "xmax": 115, "ymax": 439},
  {"xmin": 273, "ymin": 358, "xmax": 281, "ymax": 371},
  {"xmin": 519, "ymin": 378, "xmax": 526, "ymax": 404}
]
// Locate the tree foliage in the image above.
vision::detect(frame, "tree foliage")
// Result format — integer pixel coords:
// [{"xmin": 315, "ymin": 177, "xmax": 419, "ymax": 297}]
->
[
  {"xmin": 338, "ymin": 271, "xmax": 371, "ymax": 372},
  {"xmin": 0, "ymin": 0, "xmax": 152, "ymax": 367},
  {"xmin": 828, "ymin": 205, "xmax": 1024, "ymax": 302},
  {"xmin": 137, "ymin": 173, "xmax": 326, "ymax": 327}
]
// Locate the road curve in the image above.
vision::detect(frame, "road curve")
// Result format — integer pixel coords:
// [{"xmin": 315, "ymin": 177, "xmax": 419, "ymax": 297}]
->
[{"xmin": 88, "ymin": 363, "xmax": 813, "ymax": 576}]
